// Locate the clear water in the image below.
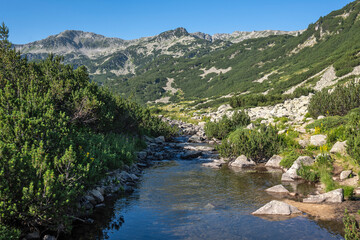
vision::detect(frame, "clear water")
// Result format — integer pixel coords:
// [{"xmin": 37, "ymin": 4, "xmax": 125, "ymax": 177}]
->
[{"xmin": 71, "ymin": 157, "xmax": 344, "ymax": 240}]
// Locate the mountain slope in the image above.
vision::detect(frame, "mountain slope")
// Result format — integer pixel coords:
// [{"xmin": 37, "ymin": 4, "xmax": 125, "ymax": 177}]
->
[
  {"xmin": 116, "ymin": 0, "xmax": 360, "ymax": 103},
  {"xmin": 16, "ymin": 28, "xmax": 299, "ymax": 99}
]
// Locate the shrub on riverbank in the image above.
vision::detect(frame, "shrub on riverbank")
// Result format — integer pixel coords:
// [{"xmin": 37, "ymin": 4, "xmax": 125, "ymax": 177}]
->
[
  {"xmin": 217, "ymin": 124, "xmax": 284, "ymax": 162},
  {"xmin": 204, "ymin": 111, "xmax": 250, "ymax": 139},
  {"xmin": 0, "ymin": 24, "xmax": 176, "ymax": 235}
]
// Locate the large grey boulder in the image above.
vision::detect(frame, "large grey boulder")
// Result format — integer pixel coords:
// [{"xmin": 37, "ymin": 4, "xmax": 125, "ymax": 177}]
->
[
  {"xmin": 303, "ymin": 188, "xmax": 344, "ymax": 203},
  {"xmin": 340, "ymin": 170, "xmax": 352, "ymax": 180},
  {"xmin": 281, "ymin": 156, "xmax": 314, "ymax": 181},
  {"xmin": 330, "ymin": 141, "xmax": 347, "ymax": 154},
  {"xmin": 229, "ymin": 155, "xmax": 256, "ymax": 168},
  {"xmin": 265, "ymin": 184, "xmax": 289, "ymax": 194},
  {"xmin": 252, "ymin": 200, "xmax": 301, "ymax": 215},
  {"xmin": 265, "ymin": 155, "xmax": 283, "ymax": 168},
  {"xmin": 89, "ymin": 189, "xmax": 104, "ymax": 203},
  {"xmin": 310, "ymin": 134, "xmax": 327, "ymax": 146}
]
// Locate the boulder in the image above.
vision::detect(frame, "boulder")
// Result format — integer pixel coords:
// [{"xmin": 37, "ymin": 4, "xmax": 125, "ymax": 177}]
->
[
  {"xmin": 229, "ymin": 155, "xmax": 256, "ymax": 168},
  {"xmin": 204, "ymin": 203, "xmax": 215, "ymax": 209},
  {"xmin": 317, "ymin": 115, "xmax": 325, "ymax": 119},
  {"xmin": 340, "ymin": 170, "xmax": 352, "ymax": 180},
  {"xmin": 298, "ymin": 139, "xmax": 309, "ymax": 148},
  {"xmin": 84, "ymin": 195, "xmax": 97, "ymax": 205},
  {"xmin": 252, "ymin": 200, "xmax": 301, "ymax": 215},
  {"xmin": 265, "ymin": 184, "xmax": 289, "ymax": 194},
  {"xmin": 265, "ymin": 155, "xmax": 283, "ymax": 168},
  {"xmin": 310, "ymin": 134, "xmax": 327, "ymax": 146},
  {"xmin": 354, "ymin": 187, "xmax": 360, "ymax": 195},
  {"xmin": 89, "ymin": 189, "xmax": 104, "ymax": 203},
  {"xmin": 154, "ymin": 136, "xmax": 165, "ymax": 143},
  {"xmin": 281, "ymin": 156, "xmax": 314, "ymax": 181},
  {"xmin": 188, "ymin": 135, "xmax": 203, "ymax": 143},
  {"xmin": 137, "ymin": 151, "xmax": 147, "ymax": 160},
  {"xmin": 202, "ymin": 159, "xmax": 226, "ymax": 169},
  {"xmin": 303, "ymin": 188, "xmax": 344, "ymax": 203},
  {"xmin": 330, "ymin": 141, "xmax": 347, "ymax": 154}
]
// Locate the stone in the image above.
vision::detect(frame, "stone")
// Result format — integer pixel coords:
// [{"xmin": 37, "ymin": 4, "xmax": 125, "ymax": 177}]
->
[
  {"xmin": 43, "ymin": 235, "xmax": 56, "ymax": 240},
  {"xmin": 310, "ymin": 134, "xmax": 327, "ymax": 146},
  {"xmin": 354, "ymin": 187, "xmax": 360, "ymax": 195},
  {"xmin": 252, "ymin": 200, "xmax": 301, "ymax": 215},
  {"xmin": 265, "ymin": 155, "xmax": 283, "ymax": 168},
  {"xmin": 246, "ymin": 123, "xmax": 255, "ymax": 130},
  {"xmin": 181, "ymin": 151, "xmax": 202, "ymax": 159},
  {"xmin": 84, "ymin": 195, "xmax": 97, "ymax": 205},
  {"xmin": 277, "ymin": 129, "xmax": 286, "ymax": 135},
  {"xmin": 330, "ymin": 141, "xmax": 347, "ymax": 154},
  {"xmin": 303, "ymin": 188, "xmax": 344, "ymax": 203},
  {"xmin": 317, "ymin": 115, "xmax": 325, "ymax": 119},
  {"xmin": 204, "ymin": 203, "xmax": 215, "ymax": 209},
  {"xmin": 340, "ymin": 170, "xmax": 352, "ymax": 180},
  {"xmin": 229, "ymin": 155, "xmax": 256, "ymax": 168},
  {"xmin": 154, "ymin": 136, "xmax": 165, "ymax": 143},
  {"xmin": 202, "ymin": 159, "xmax": 226, "ymax": 169},
  {"xmin": 137, "ymin": 151, "xmax": 147, "ymax": 160},
  {"xmin": 96, "ymin": 187, "xmax": 105, "ymax": 196},
  {"xmin": 95, "ymin": 203, "xmax": 106, "ymax": 208},
  {"xmin": 298, "ymin": 139, "xmax": 309, "ymax": 148},
  {"xmin": 281, "ymin": 156, "xmax": 314, "ymax": 181},
  {"xmin": 265, "ymin": 184, "xmax": 289, "ymax": 194},
  {"xmin": 89, "ymin": 189, "xmax": 104, "ymax": 203},
  {"xmin": 188, "ymin": 135, "xmax": 203, "ymax": 143}
]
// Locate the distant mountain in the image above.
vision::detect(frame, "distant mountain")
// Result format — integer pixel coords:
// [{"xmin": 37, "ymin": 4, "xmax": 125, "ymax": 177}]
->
[
  {"xmin": 18, "ymin": 0, "xmax": 360, "ymax": 106},
  {"xmin": 16, "ymin": 27, "xmax": 298, "ymax": 90}
]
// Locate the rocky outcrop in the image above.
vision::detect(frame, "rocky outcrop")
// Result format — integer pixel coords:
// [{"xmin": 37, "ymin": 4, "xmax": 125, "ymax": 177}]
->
[
  {"xmin": 303, "ymin": 188, "xmax": 344, "ymax": 203},
  {"xmin": 252, "ymin": 200, "xmax": 301, "ymax": 215},
  {"xmin": 265, "ymin": 155, "xmax": 283, "ymax": 168},
  {"xmin": 229, "ymin": 155, "xmax": 256, "ymax": 168},
  {"xmin": 265, "ymin": 185, "xmax": 289, "ymax": 194},
  {"xmin": 310, "ymin": 135, "xmax": 327, "ymax": 146},
  {"xmin": 281, "ymin": 156, "xmax": 315, "ymax": 181},
  {"xmin": 202, "ymin": 159, "xmax": 226, "ymax": 169}
]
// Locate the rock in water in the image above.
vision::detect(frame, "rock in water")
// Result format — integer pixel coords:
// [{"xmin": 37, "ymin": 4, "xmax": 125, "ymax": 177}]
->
[
  {"xmin": 310, "ymin": 134, "xmax": 327, "ymax": 146},
  {"xmin": 265, "ymin": 184, "xmax": 289, "ymax": 194},
  {"xmin": 252, "ymin": 200, "xmax": 301, "ymax": 215},
  {"xmin": 265, "ymin": 155, "xmax": 283, "ymax": 168},
  {"xmin": 303, "ymin": 188, "xmax": 344, "ymax": 203},
  {"xmin": 281, "ymin": 156, "xmax": 314, "ymax": 181},
  {"xmin": 229, "ymin": 155, "xmax": 256, "ymax": 168}
]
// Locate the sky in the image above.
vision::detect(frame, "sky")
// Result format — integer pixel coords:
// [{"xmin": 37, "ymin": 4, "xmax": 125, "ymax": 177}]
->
[{"xmin": 1, "ymin": 0, "xmax": 355, "ymax": 44}]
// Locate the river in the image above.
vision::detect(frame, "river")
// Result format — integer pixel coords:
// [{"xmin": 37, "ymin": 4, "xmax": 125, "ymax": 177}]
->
[{"xmin": 70, "ymin": 137, "xmax": 344, "ymax": 240}]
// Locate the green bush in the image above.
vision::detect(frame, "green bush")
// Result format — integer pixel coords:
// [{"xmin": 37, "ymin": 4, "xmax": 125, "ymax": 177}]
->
[
  {"xmin": 280, "ymin": 149, "xmax": 313, "ymax": 168},
  {"xmin": 308, "ymin": 80, "xmax": 360, "ymax": 118},
  {"xmin": 0, "ymin": 224, "xmax": 20, "ymax": 240},
  {"xmin": 346, "ymin": 110, "xmax": 360, "ymax": 164},
  {"xmin": 0, "ymin": 25, "xmax": 176, "ymax": 234},
  {"xmin": 297, "ymin": 165, "xmax": 319, "ymax": 182},
  {"xmin": 204, "ymin": 111, "xmax": 250, "ymax": 139},
  {"xmin": 218, "ymin": 124, "xmax": 284, "ymax": 162},
  {"xmin": 343, "ymin": 209, "xmax": 360, "ymax": 240}
]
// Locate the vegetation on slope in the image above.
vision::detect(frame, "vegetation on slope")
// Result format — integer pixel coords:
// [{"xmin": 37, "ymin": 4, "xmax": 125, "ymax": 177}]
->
[{"xmin": 0, "ymin": 24, "xmax": 176, "ymax": 238}]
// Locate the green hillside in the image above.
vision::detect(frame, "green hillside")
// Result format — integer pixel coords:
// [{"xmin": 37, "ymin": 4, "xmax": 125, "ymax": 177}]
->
[{"xmin": 113, "ymin": 0, "xmax": 360, "ymax": 104}]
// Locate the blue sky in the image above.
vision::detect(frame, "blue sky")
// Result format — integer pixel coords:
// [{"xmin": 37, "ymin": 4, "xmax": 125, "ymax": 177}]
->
[{"xmin": 1, "ymin": 0, "xmax": 354, "ymax": 44}]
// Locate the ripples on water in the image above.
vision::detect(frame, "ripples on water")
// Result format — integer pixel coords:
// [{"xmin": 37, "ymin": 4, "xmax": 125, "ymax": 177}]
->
[{"xmin": 71, "ymin": 157, "xmax": 345, "ymax": 240}]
